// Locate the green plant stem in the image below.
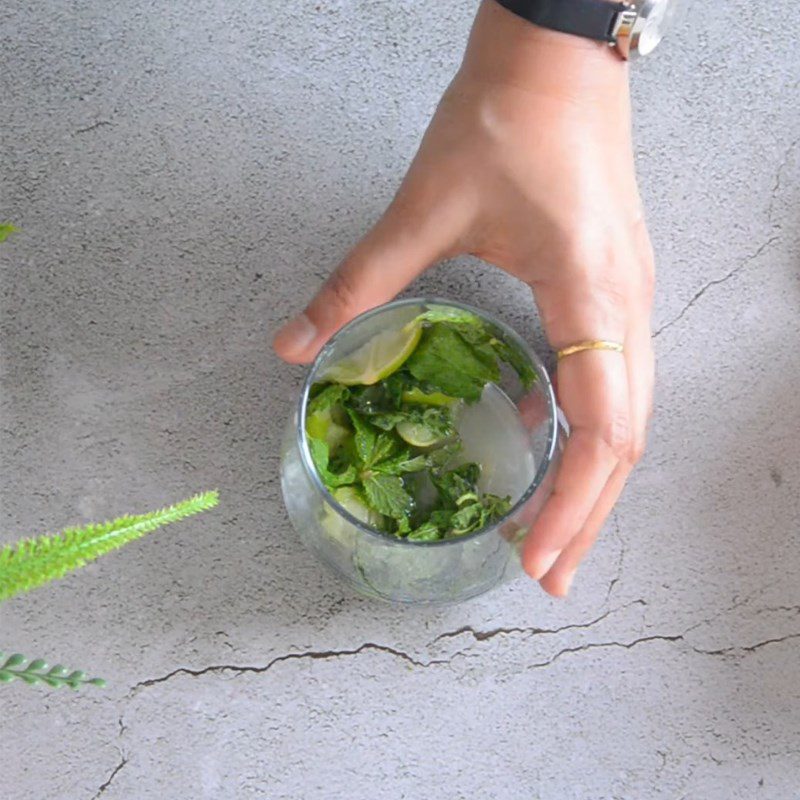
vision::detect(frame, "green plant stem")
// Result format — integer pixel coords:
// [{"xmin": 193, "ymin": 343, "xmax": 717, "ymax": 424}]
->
[
  {"xmin": 0, "ymin": 652, "xmax": 105, "ymax": 689},
  {"xmin": 0, "ymin": 490, "xmax": 219, "ymax": 603}
]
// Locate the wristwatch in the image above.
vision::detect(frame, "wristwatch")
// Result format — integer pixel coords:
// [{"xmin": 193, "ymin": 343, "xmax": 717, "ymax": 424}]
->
[{"xmin": 494, "ymin": 0, "xmax": 682, "ymax": 59}]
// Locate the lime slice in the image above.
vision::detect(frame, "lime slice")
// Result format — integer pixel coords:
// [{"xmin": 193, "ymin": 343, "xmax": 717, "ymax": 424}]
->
[
  {"xmin": 306, "ymin": 408, "xmax": 350, "ymax": 450},
  {"xmin": 396, "ymin": 420, "xmax": 449, "ymax": 448},
  {"xmin": 401, "ymin": 387, "xmax": 456, "ymax": 407},
  {"xmin": 321, "ymin": 322, "xmax": 422, "ymax": 386},
  {"xmin": 332, "ymin": 487, "xmax": 384, "ymax": 527}
]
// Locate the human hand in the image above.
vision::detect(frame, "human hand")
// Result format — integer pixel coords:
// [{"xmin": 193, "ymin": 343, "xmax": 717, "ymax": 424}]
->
[{"xmin": 274, "ymin": 0, "xmax": 655, "ymax": 597}]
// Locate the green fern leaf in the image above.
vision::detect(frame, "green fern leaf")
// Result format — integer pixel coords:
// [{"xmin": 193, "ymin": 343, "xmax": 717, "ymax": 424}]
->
[
  {"xmin": 0, "ymin": 650, "xmax": 105, "ymax": 690},
  {"xmin": 0, "ymin": 490, "xmax": 218, "ymax": 603}
]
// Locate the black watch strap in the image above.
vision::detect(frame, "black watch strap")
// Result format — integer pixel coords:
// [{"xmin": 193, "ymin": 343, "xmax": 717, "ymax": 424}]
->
[{"xmin": 495, "ymin": 0, "xmax": 628, "ymax": 44}]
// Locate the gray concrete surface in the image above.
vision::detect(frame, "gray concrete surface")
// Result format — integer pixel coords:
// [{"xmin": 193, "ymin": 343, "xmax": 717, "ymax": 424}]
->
[{"xmin": 1, "ymin": 1, "xmax": 799, "ymax": 798}]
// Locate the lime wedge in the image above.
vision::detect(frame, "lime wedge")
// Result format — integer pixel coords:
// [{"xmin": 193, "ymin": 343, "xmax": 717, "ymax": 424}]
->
[
  {"xmin": 306, "ymin": 408, "xmax": 350, "ymax": 450},
  {"xmin": 401, "ymin": 387, "xmax": 456, "ymax": 407},
  {"xmin": 396, "ymin": 420, "xmax": 449, "ymax": 448},
  {"xmin": 332, "ymin": 487, "xmax": 384, "ymax": 527},
  {"xmin": 321, "ymin": 322, "xmax": 422, "ymax": 386}
]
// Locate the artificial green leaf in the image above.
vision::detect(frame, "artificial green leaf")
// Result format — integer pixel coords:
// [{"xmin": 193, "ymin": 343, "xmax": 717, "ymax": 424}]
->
[
  {"xmin": 0, "ymin": 650, "xmax": 104, "ymax": 691},
  {"xmin": 406, "ymin": 324, "xmax": 499, "ymax": 402},
  {"xmin": 0, "ymin": 223, "xmax": 18, "ymax": 243},
  {"xmin": 362, "ymin": 474, "xmax": 413, "ymax": 519},
  {"xmin": 0, "ymin": 491, "xmax": 219, "ymax": 603}
]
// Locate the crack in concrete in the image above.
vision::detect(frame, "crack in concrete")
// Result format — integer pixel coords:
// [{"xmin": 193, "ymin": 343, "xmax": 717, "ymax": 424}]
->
[
  {"xmin": 692, "ymin": 632, "xmax": 800, "ymax": 657},
  {"xmin": 768, "ymin": 135, "xmax": 800, "ymax": 223},
  {"xmin": 75, "ymin": 120, "xmax": 112, "ymax": 134},
  {"xmin": 125, "ymin": 597, "xmax": 797, "ymax": 698},
  {"xmin": 130, "ymin": 642, "xmax": 453, "ymax": 696},
  {"xmin": 605, "ymin": 512, "xmax": 626, "ymax": 603},
  {"xmin": 527, "ymin": 634, "xmax": 685, "ymax": 670},
  {"xmin": 90, "ymin": 753, "xmax": 127, "ymax": 800},
  {"xmin": 653, "ymin": 235, "xmax": 780, "ymax": 339},
  {"xmin": 432, "ymin": 599, "xmax": 646, "ymax": 646},
  {"xmin": 759, "ymin": 605, "xmax": 800, "ymax": 615}
]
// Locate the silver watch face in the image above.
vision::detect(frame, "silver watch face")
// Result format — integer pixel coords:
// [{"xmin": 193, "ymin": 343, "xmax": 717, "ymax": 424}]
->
[
  {"xmin": 637, "ymin": 0, "xmax": 682, "ymax": 56},
  {"xmin": 616, "ymin": 0, "xmax": 684, "ymax": 59}
]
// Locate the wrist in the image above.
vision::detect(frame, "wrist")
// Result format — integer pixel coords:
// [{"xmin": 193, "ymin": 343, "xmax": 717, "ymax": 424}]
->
[{"xmin": 461, "ymin": 0, "xmax": 628, "ymax": 101}]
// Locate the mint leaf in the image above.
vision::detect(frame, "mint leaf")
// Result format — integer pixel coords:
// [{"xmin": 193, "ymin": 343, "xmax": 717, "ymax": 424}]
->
[
  {"xmin": 346, "ymin": 409, "xmax": 377, "ymax": 465},
  {"xmin": 407, "ymin": 521, "xmax": 441, "ymax": 541},
  {"xmin": 406, "ymin": 324, "xmax": 499, "ymax": 402},
  {"xmin": 433, "ymin": 463, "xmax": 481, "ymax": 506},
  {"xmin": 416, "ymin": 306, "xmax": 484, "ymax": 327},
  {"xmin": 448, "ymin": 492, "xmax": 512, "ymax": 537},
  {"xmin": 363, "ymin": 474, "xmax": 413, "ymax": 519},
  {"xmin": 429, "ymin": 508, "xmax": 455, "ymax": 530},
  {"xmin": 372, "ymin": 451, "xmax": 428, "ymax": 476},
  {"xmin": 369, "ymin": 411, "xmax": 407, "ymax": 431},
  {"xmin": 371, "ymin": 431, "xmax": 399, "ymax": 466},
  {"xmin": 482, "ymin": 493, "xmax": 512, "ymax": 521},
  {"xmin": 419, "ymin": 407, "xmax": 455, "ymax": 439},
  {"xmin": 417, "ymin": 307, "xmax": 536, "ymax": 390},
  {"xmin": 450, "ymin": 501, "xmax": 485, "ymax": 535},
  {"xmin": 308, "ymin": 383, "xmax": 350, "ymax": 414},
  {"xmin": 383, "ymin": 371, "xmax": 415, "ymax": 406},
  {"xmin": 345, "ymin": 409, "xmax": 401, "ymax": 468},
  {"xmin": 428, "ymin": 440, "xmax": 462, "ymax": 467},
  {"xmin": 489, "ymin": 336, "xmax": 537, "ymax": 390},
  {"xmin": 308, "ymin": 437, "xmax": 358, "ymax": 488}
]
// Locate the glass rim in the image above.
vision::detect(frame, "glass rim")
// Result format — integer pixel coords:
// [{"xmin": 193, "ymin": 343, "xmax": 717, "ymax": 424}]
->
[{"xmin": 296, "ymin": 296, "xmax": 560, "ymax": 548}]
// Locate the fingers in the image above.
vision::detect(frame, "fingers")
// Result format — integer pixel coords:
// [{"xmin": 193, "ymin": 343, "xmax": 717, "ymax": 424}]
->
[
  {"xmin": 538, "ymin": 461, "xmax": 631, "ymax": 596},
  {"xmin": 522, "ymin": 346, "xmax": 631, "ymax": 579},
  {"xmin": 528, "ymin": 237, "xmax": 654, "ymax": 596},
  {"xmin": 538, "ymin": 316, "xmax": 653, "ymax": 596},
  {"xmin": 273, "ymin": 190, "xmax": 465, "ymax": 364}
]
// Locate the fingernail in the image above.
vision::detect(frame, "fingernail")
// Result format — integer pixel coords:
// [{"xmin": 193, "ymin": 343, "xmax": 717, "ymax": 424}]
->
[
  {"xmin": 562, "ymin": 568, "xmax": 577, "ymax": 594},
  {"xmin": 275, "ymin": 313, "xmax": 317, "ymax": 356},
  {"xmin": 534, "ymin": 549, "xmax": 561, "ymax": 579}
]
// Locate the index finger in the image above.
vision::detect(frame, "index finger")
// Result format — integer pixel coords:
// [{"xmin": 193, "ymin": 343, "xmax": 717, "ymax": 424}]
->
[{"xmin": 522, "ymin": 348, "xmax": 630, "ymax": 579}]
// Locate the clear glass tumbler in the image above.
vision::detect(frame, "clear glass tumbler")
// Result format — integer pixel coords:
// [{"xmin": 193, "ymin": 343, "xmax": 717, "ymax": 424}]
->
[{"xmin": 280, "ymin": 298, "xmax": 565, "ymax": 605}]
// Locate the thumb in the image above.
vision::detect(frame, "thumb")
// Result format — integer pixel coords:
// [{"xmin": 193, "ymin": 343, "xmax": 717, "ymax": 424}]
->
[{"xmin": 273, "ymin": 192, "xmax": 464, "ymax": 363}]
